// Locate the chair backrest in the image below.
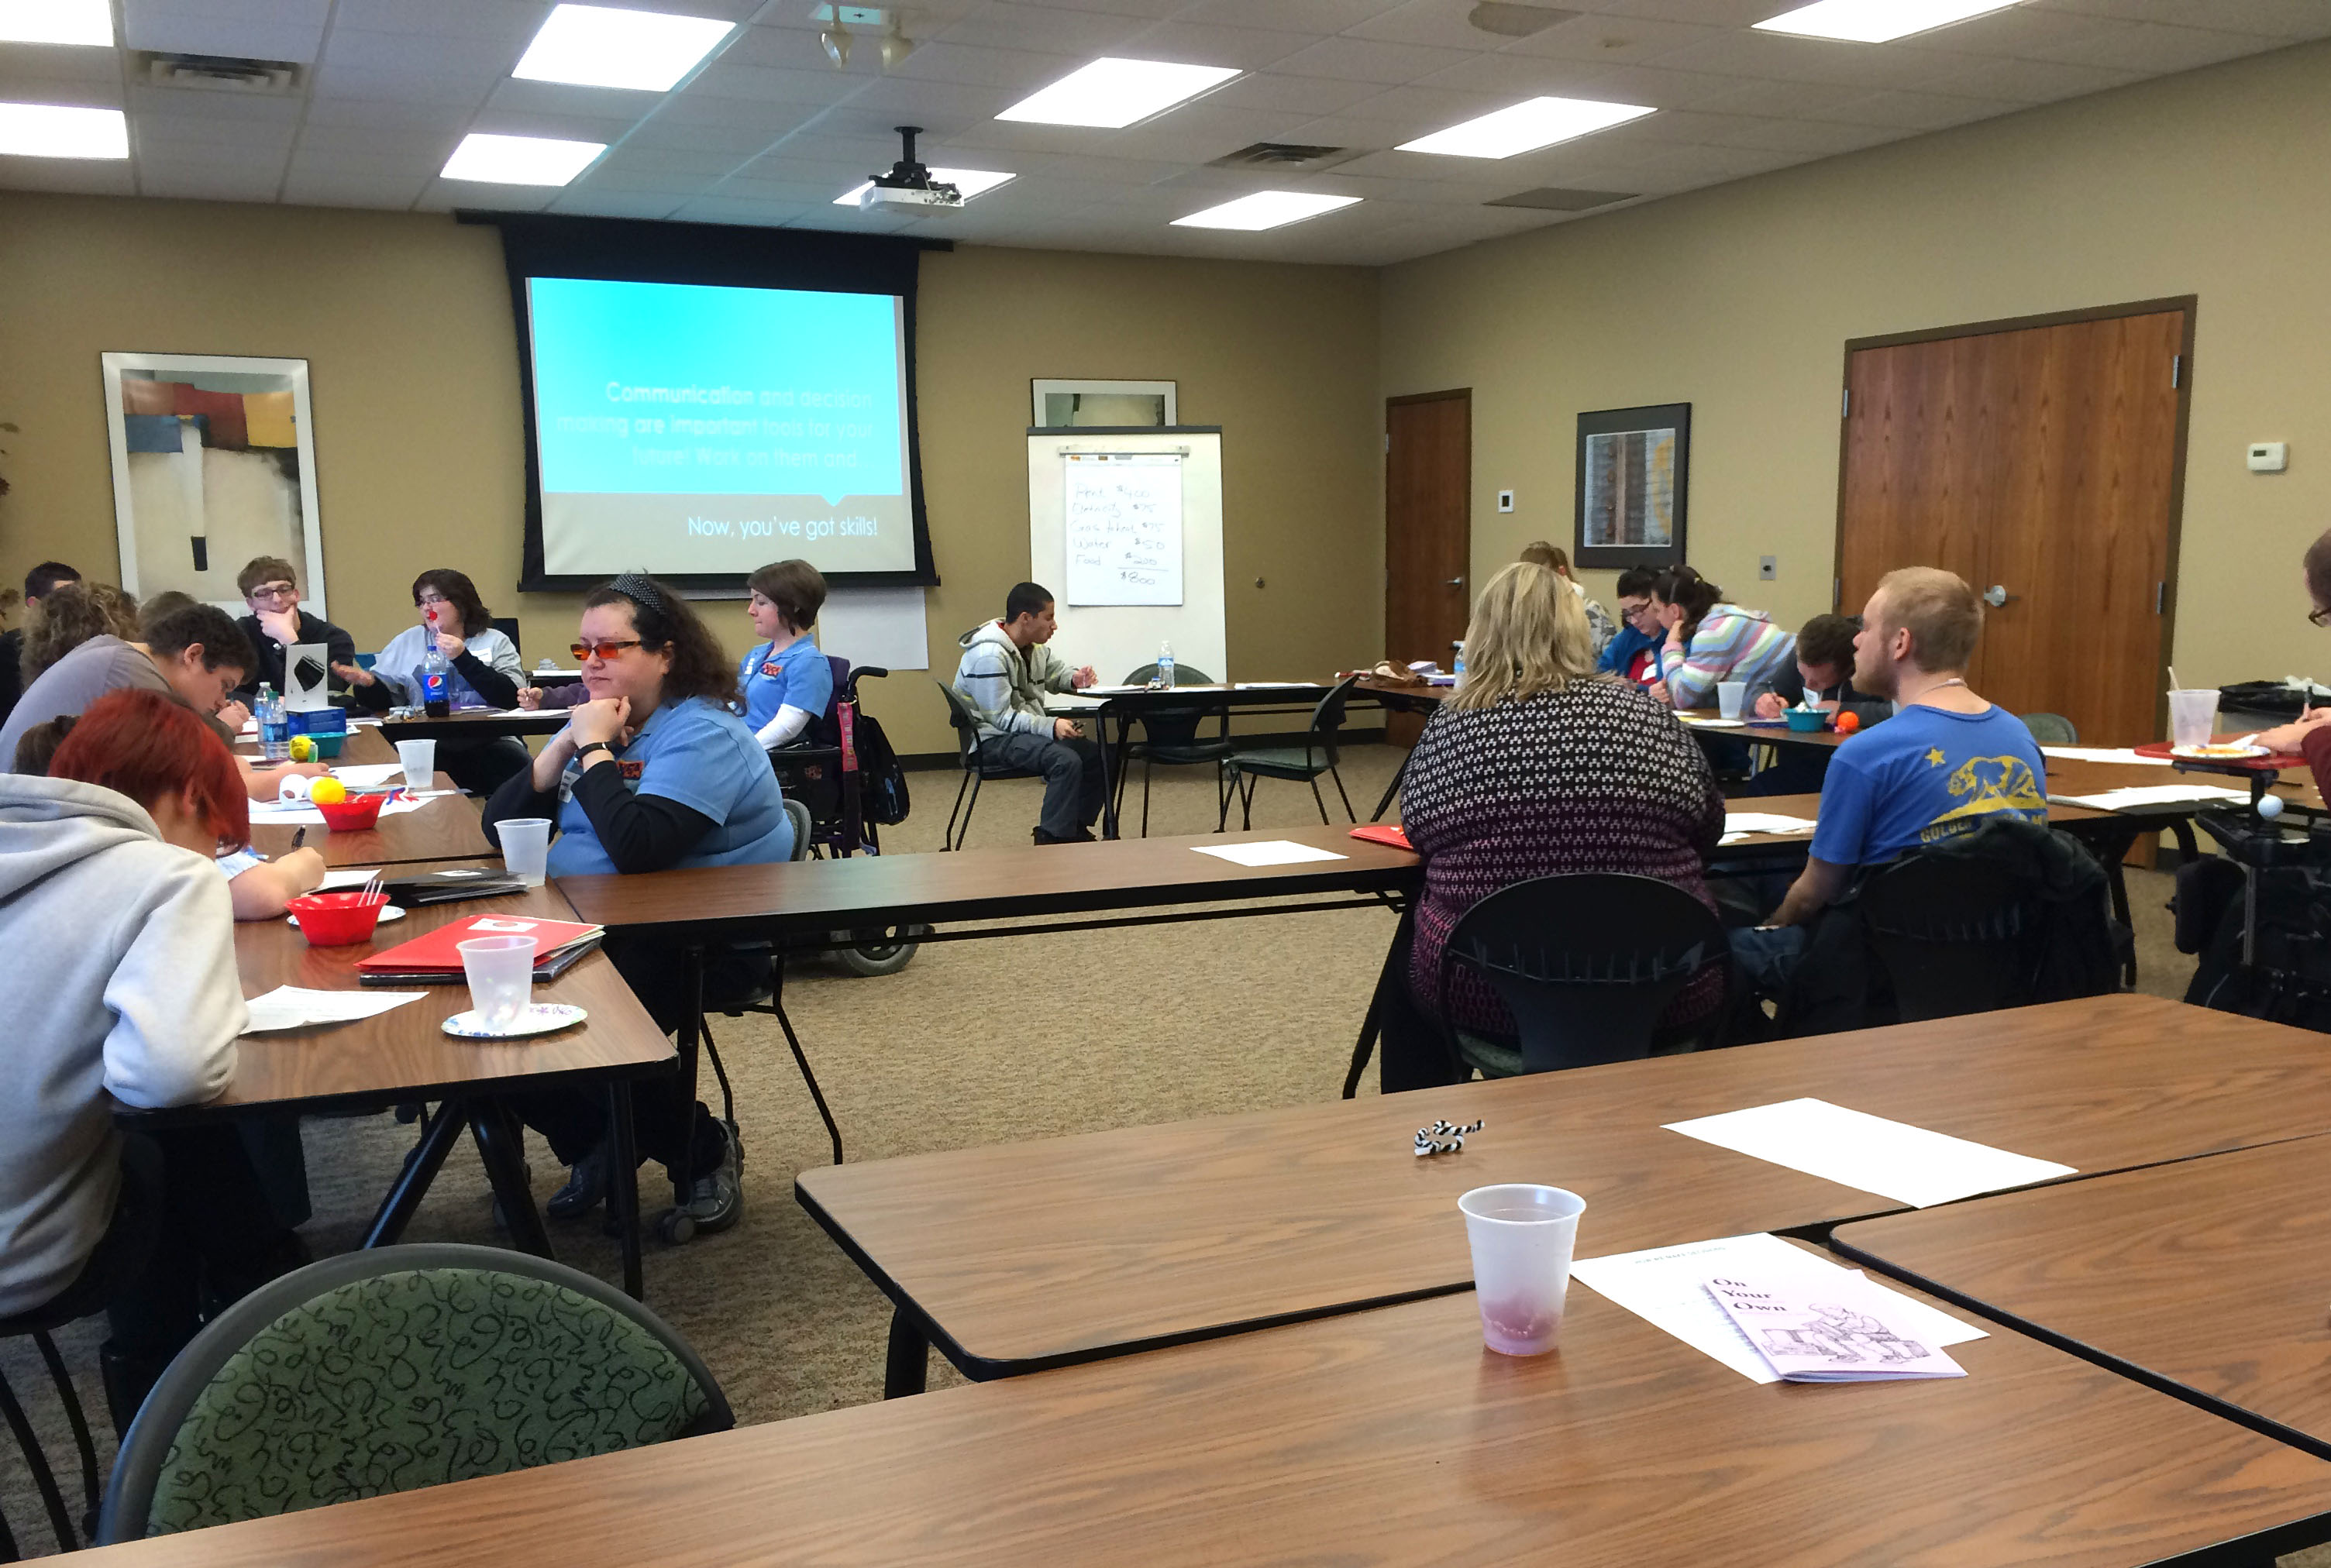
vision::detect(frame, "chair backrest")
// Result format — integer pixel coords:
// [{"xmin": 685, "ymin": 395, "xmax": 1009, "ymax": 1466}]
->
[
  {"xmin": 935, "ymin": 679, "xmax": 983, "ymax": 764},
  {"xmin": 1858, "ymin": 853, "xmax": 2040, "ymax": 1020},
  {"xmin": 1304, "ymin": 674, "xmax": 1360, "ymax": 768},
  {"xmin": 1121, "ymin": 662, "xmax": 1219, "ymax": 748},
  {"xmin": 783, "ymin": 796, "xmax": 814, "ymax": 860},
  {"xmin": 488, "ymin": 616, "xmax": 522, "ymax": 657},
  {"xmin": 1437, "ymin": 873, "xmax": 1725, "ymax": 1075},
  {"xmin": 100, "ymin": 1244, "xmax": 730, "ymax": 1543},
  {"xmin": 2019, "ymin": 711, "xmax": 2078, "ymax": 747}
]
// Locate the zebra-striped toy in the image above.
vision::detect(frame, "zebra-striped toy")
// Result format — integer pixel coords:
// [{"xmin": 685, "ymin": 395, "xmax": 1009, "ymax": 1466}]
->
[{"xmin": 1413, "ymin": 1117, "xmax": 1486, "ymax": 1157}]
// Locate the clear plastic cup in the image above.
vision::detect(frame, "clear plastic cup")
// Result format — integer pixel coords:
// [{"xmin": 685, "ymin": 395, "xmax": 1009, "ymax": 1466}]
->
[
  {"xmin": 1459, "ymin": 1184, "xmax": 1587, "ymax": 1357},
  {"xmin": 2168, "ymin": 688, "xmax": 2220, "ymax": 750},
  {"xmin": 498, "ymin": 817, "xmax": 552, "ymax": 888},
  {"xmin": 397, "ymin": 738, "xmax": 437, "ymax": 791},
  {"xmin": 1717, "ymin": 681, "xmax": 1748, "ymax": 720},
  {"xmin": 458, "ymin": 935, "xmax": 536, "ymax": 1029}
]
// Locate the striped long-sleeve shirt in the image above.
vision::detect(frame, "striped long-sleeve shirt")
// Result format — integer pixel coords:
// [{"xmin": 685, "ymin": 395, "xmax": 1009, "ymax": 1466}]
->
[{"xmin": 1660, "ymin": 605, "xmax": 1797, "ymax": 710}]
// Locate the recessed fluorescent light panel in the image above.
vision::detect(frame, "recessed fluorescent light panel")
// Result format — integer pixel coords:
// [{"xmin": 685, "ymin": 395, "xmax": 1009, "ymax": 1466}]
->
[
  {"xmin": 832, "ymin": 168, "xmax": 1016, "ymax": 205},
  {"xmin": 441, "ymin": 132, "xmax": 607, "ymax": 185},
  {"xmin": 997, "ymin": 57, "xmax": 1240, "ymax": 130},
  {"xmin": 1400, "ymin": 96, "xmax": 1654, "ymax": 159},
  {"xmin": 1753, "ymin": 0, "xmax": 2024, "ymax": 43},
  {"xmin": 1172, "ymin": 191, "xmax": 1360, "ymax": 232},
  {"xmin": 514, "ymin": 3, "xmax": 734, "ymax": 92},
  {"xmin": 0, "ymin": 102, "xmax": 127, "ymax": 158},
  {"xmin": 0, "ymin": 0, "xmax": 112, "ymax": 46}
]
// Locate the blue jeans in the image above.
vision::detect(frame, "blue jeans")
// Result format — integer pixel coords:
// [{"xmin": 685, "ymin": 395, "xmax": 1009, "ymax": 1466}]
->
[{"xmin": 1729, "ymin": 923, "xmax": 1809, "ymax": 1000}]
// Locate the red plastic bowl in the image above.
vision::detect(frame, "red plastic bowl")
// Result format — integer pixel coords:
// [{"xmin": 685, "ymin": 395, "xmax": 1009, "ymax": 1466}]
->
[
  {"xmin": 315, "ymin": 794, "xmax": 386, "ymax": 831},
  {"xmin": 285, "ymin": 891, "xmax": 388, "ymax": 947}
]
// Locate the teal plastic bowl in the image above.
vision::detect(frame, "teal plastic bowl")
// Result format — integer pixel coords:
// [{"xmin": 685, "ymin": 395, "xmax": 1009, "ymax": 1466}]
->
[{"xmin": 1784, "ymin": 707, "xmax": 1828, "ymax": 732}]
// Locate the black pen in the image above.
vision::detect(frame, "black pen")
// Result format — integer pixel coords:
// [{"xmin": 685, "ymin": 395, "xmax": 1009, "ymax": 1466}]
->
[{"xmin": 291, "ymin": 827, "xmax": 307, "ymax": 849}]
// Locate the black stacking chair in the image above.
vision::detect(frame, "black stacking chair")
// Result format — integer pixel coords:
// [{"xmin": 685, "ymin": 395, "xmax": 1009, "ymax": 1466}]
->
[
  {"xmin": 936, "ymin": 682, "xmax": 1041, "ymax": 851},
  {"xmin": 1859, "ymin": 854, "xmax": 2041, "ymax": 1020},
  {"xmin": 1117, "ymin": 662, "xmax": 1232, "ymax": 836},
  {"xmin": 1437, "ymin": 873, "xmax": 1727, "ymax": 1077},
  {"xmin": 1219, "ymin": 675, "xmax": 1359, "ymax": 830}
]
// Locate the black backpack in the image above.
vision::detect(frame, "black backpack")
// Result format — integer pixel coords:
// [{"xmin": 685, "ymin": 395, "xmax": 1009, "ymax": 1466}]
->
[{"xmin": 845, "ymin": 706, "xmax": 911, "ymax": 826}]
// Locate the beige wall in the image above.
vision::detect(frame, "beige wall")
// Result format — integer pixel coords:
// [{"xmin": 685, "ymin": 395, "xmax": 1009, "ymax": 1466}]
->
[
  {"xmin": 0, "ymin": 195, "xmax": 1379, "ymax": 754},
  {"xmin": 1381, "ymin": 36, "xmax": 2331, "ymax": 702}
]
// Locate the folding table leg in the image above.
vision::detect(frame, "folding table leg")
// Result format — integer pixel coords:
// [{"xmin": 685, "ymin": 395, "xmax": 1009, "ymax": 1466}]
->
[
  {"xmin": 469, "ymin": 1101, "xmax": 555, "ymax": 1261},
  {"xmin": 605, "ymin": 1081, "xmax": 642, "ymax": 1299},
  {"xmin": 362, "ymin": 1100, "xmax": 467, "ymax": 1247},
  {"xmin": 884, "ymin": 1307, "xmax": 931, "ymax": 1398},
  {"xmin": 676, "ymin": 946, "xmax": 705, "ymax": 1209}
]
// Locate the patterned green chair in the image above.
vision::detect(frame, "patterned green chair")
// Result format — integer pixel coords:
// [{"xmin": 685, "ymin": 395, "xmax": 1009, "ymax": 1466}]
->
[{"xmin": 96, "ymin": 1244, "xmax": 731, "ymax": 1542}]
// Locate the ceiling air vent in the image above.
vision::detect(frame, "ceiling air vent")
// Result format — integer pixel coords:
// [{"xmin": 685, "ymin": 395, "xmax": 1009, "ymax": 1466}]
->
[
  {"xmin": 1486, "ymin": 187, "xmax": 1639, "ymax": 211},
  {"xmin": 136, "ymin": 52, "xmax": 304, "ymax": 95},
  {"xmin": 1207, "ymin": 143, "xmax": 1355, "ymax": 173},
  {"xmin": 1468, "ymin": 4, "xmax": 1575, "ymax": 39}
]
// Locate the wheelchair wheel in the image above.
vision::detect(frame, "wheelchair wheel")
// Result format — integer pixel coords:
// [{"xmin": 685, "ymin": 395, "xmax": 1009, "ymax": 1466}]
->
[{"xmin": 835, "ymin": 923, "xmax": 927, "ymax": 977}]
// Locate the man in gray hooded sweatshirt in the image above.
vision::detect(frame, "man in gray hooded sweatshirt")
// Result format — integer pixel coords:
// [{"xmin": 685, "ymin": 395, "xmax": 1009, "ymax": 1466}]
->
[{"xmin": 954, "ymin": 581, "xmax": 1103, "ymax": 843}]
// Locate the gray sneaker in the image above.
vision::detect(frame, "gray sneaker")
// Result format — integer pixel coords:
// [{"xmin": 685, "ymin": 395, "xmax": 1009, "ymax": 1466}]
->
[{"xmin": 680, "ymin": 1123, "xmax": 742, "ymax": 1234}]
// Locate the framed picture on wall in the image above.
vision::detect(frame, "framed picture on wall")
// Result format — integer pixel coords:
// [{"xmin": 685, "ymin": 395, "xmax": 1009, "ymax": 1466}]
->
[
  {"xmin": 99, "ymin": 351, "xmax": 329, "ymax": 615},
  {"xmin": 1573, "ymin": 402, "xmax": 1689, "ymax": 570}
]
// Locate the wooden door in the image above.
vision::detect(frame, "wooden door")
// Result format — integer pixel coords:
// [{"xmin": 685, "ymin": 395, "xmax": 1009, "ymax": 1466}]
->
[
  {"xmin": 1837, "ymin": 304, "xmax": 2189, "ymax": 745},
  {"xmin": 1386, "ymin": 389, "xmax": 1472, "ymax": 668}
]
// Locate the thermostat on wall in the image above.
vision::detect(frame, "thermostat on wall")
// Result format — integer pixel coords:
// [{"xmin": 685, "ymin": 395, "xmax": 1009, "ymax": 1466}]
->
[{"xmin": 2249, "ymin": 442, "xmax": 2288, "ymax": 473}]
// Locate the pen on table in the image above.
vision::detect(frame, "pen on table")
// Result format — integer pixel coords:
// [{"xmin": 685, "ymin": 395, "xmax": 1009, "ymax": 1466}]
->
[{"xmin": 291, "ymin": 827, "xmax": 307, "ymax": 849}]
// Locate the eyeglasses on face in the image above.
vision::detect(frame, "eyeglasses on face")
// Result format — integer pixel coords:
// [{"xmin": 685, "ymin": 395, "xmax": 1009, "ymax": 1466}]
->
[
  {"xmin": 572, "ymin": 638, "xmax": 644, "ymax": 661},
  {"xmin": 415, "ymin": 592, "xmax": 452, "ymax": 607},
  {"xmin": 250, "ymin": 583, "xmax": 298, "ymax": 601}
]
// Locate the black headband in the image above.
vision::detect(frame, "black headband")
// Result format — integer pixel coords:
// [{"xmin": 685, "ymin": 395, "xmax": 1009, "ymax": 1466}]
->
[{"xmin": 608, "ymin": 571, "xmax": 668, "ymax": 621}]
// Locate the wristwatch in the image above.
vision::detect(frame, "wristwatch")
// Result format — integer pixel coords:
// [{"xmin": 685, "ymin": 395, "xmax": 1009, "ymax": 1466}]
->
[{"xmin": 576, "ymin": 740, "xmax": 616, "ymax": 763}]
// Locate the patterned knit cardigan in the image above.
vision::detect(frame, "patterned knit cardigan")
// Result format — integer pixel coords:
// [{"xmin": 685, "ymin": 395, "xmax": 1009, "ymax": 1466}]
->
[{"xmin": 1402, "ymin": 678, "xmax": 1728, "ymax": 1040}]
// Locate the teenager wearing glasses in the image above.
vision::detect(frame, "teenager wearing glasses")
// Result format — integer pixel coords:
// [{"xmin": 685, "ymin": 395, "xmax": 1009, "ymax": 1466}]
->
[
  {"xmin": 230, "ymin": 555, "xmax": 356, "ymax": 706},
  {"xmin": 335, "ymin": 569, "xmax": 529, "ymax": 793},
  {"xmin": 481, "ymin": 573, "xmax": 793, "ymax": 1235}
]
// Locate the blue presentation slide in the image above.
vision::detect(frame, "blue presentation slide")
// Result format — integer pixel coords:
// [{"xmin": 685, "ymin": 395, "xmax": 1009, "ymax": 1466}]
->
[{"xmin": 526, "ymin": 276, "xmax": 914, "ymax": 574}]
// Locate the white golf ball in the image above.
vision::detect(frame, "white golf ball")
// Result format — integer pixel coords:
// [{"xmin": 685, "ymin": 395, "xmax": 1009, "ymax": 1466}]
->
[{"xmin": 2259, "ymin": 793, "xmax": 2286, "ymax": 820}]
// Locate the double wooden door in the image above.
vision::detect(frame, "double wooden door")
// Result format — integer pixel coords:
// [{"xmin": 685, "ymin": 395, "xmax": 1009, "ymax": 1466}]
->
[{"xmin": 1837, "ymin": 304, "xmax": 2191, "ymax": 745}]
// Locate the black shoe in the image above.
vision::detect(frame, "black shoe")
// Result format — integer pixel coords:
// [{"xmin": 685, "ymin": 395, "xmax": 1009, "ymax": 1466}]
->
[
  {"xmin": 100, "ymin": 1342, "xmax": 176, "ymax": 1438},
  {"xmin": 1032, "ymin": 827, "xmax": 1065, "ymax": 845},
  {"xmin": 546, "ymin": 1144, "xmax": 611, "ymax": 1219},
  {"xmin": 1069, "ymin": 827, "xmax": 1098, "ymax": 842}
]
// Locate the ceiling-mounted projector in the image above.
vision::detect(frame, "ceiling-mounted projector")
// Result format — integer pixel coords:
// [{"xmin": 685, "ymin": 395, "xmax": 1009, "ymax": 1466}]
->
[{"xmin": 862, "ymin": 125, "xmax": 959, "ymax": 213}]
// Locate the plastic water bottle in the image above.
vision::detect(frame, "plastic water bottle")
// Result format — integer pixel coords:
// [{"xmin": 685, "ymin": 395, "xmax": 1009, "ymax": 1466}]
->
[
  {"xmin": 1156, "ymin": 641, "xmax": 1176, "ymax": 690},
  {"xmin": 1452, "ymin": 641, "xmax": 1467, "ymax": 681},
  {"xmin": 422, "ymin": 638, "xmax": 453, "ymax": 718},
  {"xmin": 257, "ymin": 684, "xmax": 290, "ymax": 762}
]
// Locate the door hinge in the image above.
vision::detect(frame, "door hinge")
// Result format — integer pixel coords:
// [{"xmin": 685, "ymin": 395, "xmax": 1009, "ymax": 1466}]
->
[
  {"xmin": 1841, "ymin": 387, "xmax": 1851, "ymax": 419},
  {"xmin": 1833, "ymin": 577, "xmax": 1841, "ymax": 609},
  {"xmin": 2156, "ymin": 582, "xmax": 2165, "ymax": 614},
  {"xmin": 2171, "ymin": 354, "xmax": 2181, "ymax": 390}
]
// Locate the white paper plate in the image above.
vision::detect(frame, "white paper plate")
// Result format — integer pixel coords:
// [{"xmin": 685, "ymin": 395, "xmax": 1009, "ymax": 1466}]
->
[
  {"xmin": 287, "ymin": 905, "xmax": 405, "ymax": 927},
  {"xmin": 442, "ymin": 1002, "xmax": 587, "ymax": 1039},
  {"xmin": 2171, "ymin": 743, "xmax": 2269, "ymax": 760}
]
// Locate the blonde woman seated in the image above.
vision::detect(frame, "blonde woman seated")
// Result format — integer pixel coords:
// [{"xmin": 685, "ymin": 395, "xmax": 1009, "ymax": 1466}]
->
[{"xmin": 1402, "ymin": 562, "xmax": 1728, "ymax": 1050}]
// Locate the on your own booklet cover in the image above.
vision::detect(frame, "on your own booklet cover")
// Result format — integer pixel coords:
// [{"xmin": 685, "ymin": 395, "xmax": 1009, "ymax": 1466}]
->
[{"xmin": 1706, "ymin": 1272, "xmax": 1967, "ymax": 1383}]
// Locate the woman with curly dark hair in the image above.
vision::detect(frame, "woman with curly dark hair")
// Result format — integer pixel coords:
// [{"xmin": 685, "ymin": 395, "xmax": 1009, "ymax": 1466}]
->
[
  {"xmin": 481, "ymin": 572, "xmax": 786, "ymax": 1235},
  {"xmin": 335, "ymin": 569, "xmax": 531, "ymax": 793}
]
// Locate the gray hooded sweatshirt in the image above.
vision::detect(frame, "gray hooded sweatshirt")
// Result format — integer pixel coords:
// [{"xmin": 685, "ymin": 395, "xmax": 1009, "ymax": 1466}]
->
[
  {"xmin": 0, "ymin": 774, "xmax": 246, "ymax": 1318},
  {"xmin": 953, "ymin": 620, "xmax": 1079, "ymax": 743}
]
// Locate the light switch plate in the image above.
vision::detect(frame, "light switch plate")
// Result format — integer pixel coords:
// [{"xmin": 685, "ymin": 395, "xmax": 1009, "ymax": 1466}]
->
[
  {"xmin": 1496, "ymin": 489, "xmax": 1514, "ymax": 513},
  {"xmin": 1759, "ymin": 555, "xmax": 1777, "ymax": 580},
  {"xmin": 2250, "ymin": 442, "xmax": 2288, "ymax": 473}
]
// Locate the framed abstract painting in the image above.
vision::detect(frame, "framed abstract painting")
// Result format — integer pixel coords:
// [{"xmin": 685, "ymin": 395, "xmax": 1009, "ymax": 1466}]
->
[{"xmin": 1574, "ymin": 402, "xmax": 1689, "ymax": 570}]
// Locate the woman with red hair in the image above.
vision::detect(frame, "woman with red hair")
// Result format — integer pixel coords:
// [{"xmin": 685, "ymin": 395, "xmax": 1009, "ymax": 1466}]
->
[{"xmin": 0, "ymin": 689, "xmax": 303, "ymax": 1430}]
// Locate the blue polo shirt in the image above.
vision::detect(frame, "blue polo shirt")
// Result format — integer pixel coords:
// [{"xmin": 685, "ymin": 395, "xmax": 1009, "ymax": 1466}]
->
[
  {"xmin": 545, "ymin": 696, "xmax": 793, "ymax": 878},
  {"xmin": 738, "ymin": 634, "xmax": 833, "ymax": 734},
  {"xmin": 1810, "ymin": 703, "xmax": 2047, "ymax": 866}
]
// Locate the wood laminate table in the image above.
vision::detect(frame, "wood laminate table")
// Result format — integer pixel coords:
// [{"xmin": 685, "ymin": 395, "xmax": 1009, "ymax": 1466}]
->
[
  {"xmin": 71, "ymin": 1282, "xmax": 2331, "ymax": 1568},
  {"xmin": 378, "ymin": 707, "xmax": 570, "ymax": 742},
  {"xmin": 1833, "ymin": 1134, "xmax": 2331, "ymax": 1462},
  {"xmin": 245, "ymin": 774, "xmax": 493, "ymax": 867},
  {"xmin": 801, "ymin": 993, "xmax": 2331, "ymax": 1394},
  {"xmin": 127, "ymin": 866, "xmax": 676, "ymax": 1297}
]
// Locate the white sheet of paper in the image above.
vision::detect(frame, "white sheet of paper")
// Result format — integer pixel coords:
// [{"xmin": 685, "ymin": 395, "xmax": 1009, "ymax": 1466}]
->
[
  {"xmin": 1235, "ymin": 681, "xmax": 1314, "ymax": 689},
  {"xmin": 331, "ymin": 763, "xmax": 405, "ymax": 787},
  {"xmin": 247, "ymin": 796, "xmax": 429, "ymax": 827},
  {"xmin": 1680, "ymin": 715, "xmax": 1746, "ymax": 728},
  {"xmin": 1191, "ymin": 840, "xmax": 1348, "ymax": 867},
  {"xmin": 2054, "ymin": 784, "xmax": 2255, "ymax": 810},
  {"xmin": 317, "ymin": 867, "xmax": 384, "ymax": 890},
  {"xmin": 2040, "ymin": 746, "xmax": 2172, "ymax": 767},
  {"xmin": 1723, "ymin": 813, "xmax": 1816, "ymax": 836},
  {"xmin": 1665, "ymin": 1098, "xmax": 2075, "ymax": 1208},
  {"xmin": 1075, "ymin": 684, "xmax": 1152, "ymax": 696},
  {"xmin": 1570, "ymin": 1232, "xmax": 1985, "ymax": 1385},
  {"xmin": 241, "ymin": 985, "xmax": 425, "ymax": 1034}
]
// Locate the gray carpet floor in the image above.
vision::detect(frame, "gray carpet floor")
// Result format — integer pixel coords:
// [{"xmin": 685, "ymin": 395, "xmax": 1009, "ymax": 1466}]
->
[{"xmin": 4, "ymin": 744, "xmax": 2279, "ymax": 1560}]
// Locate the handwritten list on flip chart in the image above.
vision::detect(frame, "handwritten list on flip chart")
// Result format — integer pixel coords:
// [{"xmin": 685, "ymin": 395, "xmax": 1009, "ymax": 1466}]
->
[{"xmin": 1063, "ymin": 452, "xmax": 1183, "ymax": 607}]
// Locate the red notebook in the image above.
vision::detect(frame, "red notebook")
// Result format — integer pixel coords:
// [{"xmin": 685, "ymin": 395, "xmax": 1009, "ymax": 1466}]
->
[
  {"xmin": 356, "ymin": 913, "xmax": 604, "ymax": 981},
  {"xmin": 1348, "ymin": 824, "xmax": 1413, "ymax": 851}
]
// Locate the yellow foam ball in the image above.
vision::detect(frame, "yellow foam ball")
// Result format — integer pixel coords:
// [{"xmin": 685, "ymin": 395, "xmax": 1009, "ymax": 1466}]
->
[
  {"xmin": 308, "ymin": 777, "xmax": 348, "ymax": 806},
  {"xmin": 288, "ymin": 734, "xmax": 315, "ymax": 762}
]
